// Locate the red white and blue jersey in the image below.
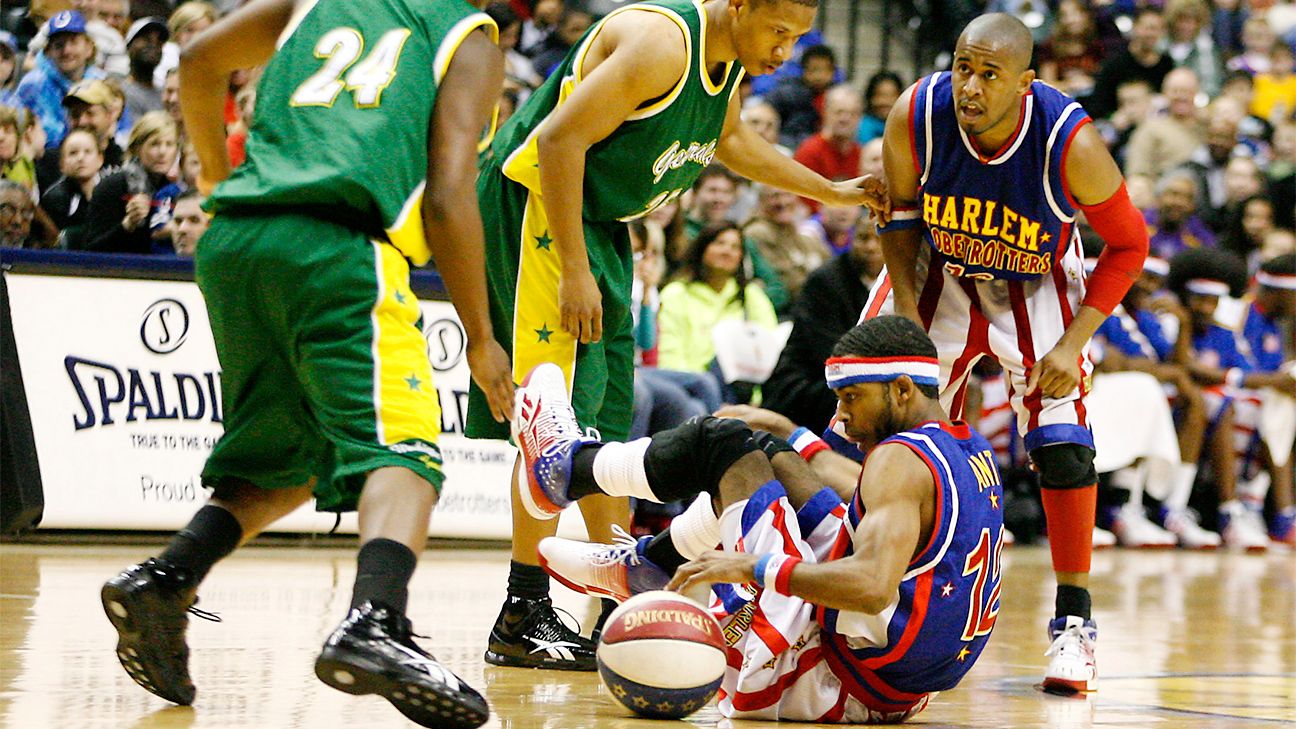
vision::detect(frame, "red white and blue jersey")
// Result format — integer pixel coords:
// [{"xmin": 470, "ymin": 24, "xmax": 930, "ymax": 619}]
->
[
  {"xmin": 903, "ymin": 73, "xmax": 1092, "ymax": 282},
  {"xmin": 819, "ymin": 421, "xmax": 1006, "ymax": 697},
  {"xmin": 1096, "ymin": 306, "xmax": 1173, "ymax": 362},
  {"xmin": 1193, "ymin": 324, "xmax": 1251, "ymax": 372},
  {"xmin": 1242, "ymin": 303, "xmax": 1286, "ymax": 373}
]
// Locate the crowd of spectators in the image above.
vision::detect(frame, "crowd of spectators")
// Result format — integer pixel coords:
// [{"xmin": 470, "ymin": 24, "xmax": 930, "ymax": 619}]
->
[{"xmin": 1, "ymin": 0, "xmax": 1292, "ymax": 546}]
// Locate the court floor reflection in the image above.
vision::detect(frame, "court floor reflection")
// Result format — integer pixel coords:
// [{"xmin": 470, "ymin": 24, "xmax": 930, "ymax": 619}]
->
[{"xmin": 0, "ymin": 542, "xmax": 1291, "ymax": 728}]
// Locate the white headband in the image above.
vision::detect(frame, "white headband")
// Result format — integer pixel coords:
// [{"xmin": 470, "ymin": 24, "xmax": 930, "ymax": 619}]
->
[
  {"xmin": 1143, "ymin": 257, "xmax": 1169, "ymax": 276},
  {"xmin": 1256, "ymin": 271, "xmax": 1296, "ymax": 291},
  {"xmin": 1185, "ymin": 278, "xmax": 1230, "ymax": 297},
  {"xmin": 825, "ymin": 356, "xmax": 941, "ymax": 389}
]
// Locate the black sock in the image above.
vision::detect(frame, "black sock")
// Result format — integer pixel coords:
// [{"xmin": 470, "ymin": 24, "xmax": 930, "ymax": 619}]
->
[
  {"xmin": 569, "ymin": 444, "xmax": 604, "ymax": 499},
  {"xmin": 350, "ymin": 538, "xmax": 418, "ymax": 614},
  {"xmin": 643, "ymin": 529, "xmax": 688, "ymax": 575},
  {"xmin": 1055, "ymin": 584, "xmax": 1092, "ymax": 621},
  {"xmin": 159, "ymin": 505, "xmax": 243, "ymax": 584},
  {"xmin": 506, "ymin": 560, "xmax": 550, "ymax": 601}
]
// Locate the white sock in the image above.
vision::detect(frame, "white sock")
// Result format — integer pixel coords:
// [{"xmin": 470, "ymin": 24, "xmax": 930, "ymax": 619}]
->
[
  {"xmin": 1238, "ymin": 472, "xmax": 1271, "ymax": 509},
  {"xmin": 1111, "ymin": 464, "xmax": 1145, "ymax": 508},
  {"xmin": 591, "ymin": 438, "xmax": 656, "ymax": 501},
  {"xmin": 1165, "ymin": 463, "xmax": 1198, "ymax": 511},
  {"xmin": 668, "ymin": 494, "xmax": 722, "ymax": 560}
]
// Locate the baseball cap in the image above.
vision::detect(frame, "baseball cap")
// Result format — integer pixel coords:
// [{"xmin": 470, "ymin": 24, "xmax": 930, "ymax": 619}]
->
[
  {"xmin": 63, "ymin": 79, "xmax": 114, "ymax": 107},
  {"xmin": 46, "ymin": 10, "xmax": 88, "ymax": 38},
  {"xmin": 125, "ymin": 16, "xmax": 170, "ymax": 46}
]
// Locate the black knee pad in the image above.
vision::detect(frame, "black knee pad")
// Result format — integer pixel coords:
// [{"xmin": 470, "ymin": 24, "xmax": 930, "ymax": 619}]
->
[
  {"xmin": 645, "ymin": 416, "xmax": 759, "ymax": 501},
  {"xmin": 750, "ymin": 430, "xmax": 796, "ymax": 461},
  {"xmin": 1030, "ymin": 443, "xmax": 1097, "ymax": 490}
]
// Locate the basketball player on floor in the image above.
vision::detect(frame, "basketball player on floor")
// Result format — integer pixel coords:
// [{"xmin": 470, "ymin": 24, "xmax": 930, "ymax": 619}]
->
[
  {"xmin": 864, "ymin": 14, "xmax": 1150, "ymax": 692},
  {"xmin": 468, "ymin": 0, "xmax": 886, "ymax": 670},
  {"xmin": 524, "ymin": 316, "xmax": 1004, "ymax": 722},
  {"xmin": 101, "ymin": 1, "xmax": 513, "ymax": 726}
]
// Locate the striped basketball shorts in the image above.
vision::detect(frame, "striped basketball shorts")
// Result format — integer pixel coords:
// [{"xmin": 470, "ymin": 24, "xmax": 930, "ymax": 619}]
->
[
  {"xmin": 709, "ymin": 483, "xmax": 930, "ymax": 724},
  {"xmin": 862, "ymin": 245, "xmax": 1094, "ymax": 453}
]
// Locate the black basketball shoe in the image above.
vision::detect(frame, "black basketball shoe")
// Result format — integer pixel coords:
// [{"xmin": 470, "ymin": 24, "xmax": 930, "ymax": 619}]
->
[
  {"xmin": 101, "ymin": 558, "xmax": 215, "ymax": 705},
  {"xmin": 483, "ymin": 596, "xmax": 596, "ymax": 671},
  {"xmin": 315, "ymin": 601, "xmax": 489, "ymax": 729}
]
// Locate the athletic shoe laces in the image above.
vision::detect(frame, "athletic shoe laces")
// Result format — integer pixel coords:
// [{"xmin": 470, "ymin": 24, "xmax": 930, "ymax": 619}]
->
[
  {"xmin": 591, "ymin": 525, "xmax": 644, "ymax": 568},
  {"xmin": 1045, "ymin": 624, "xmax": 1095, "ymax": 658}
]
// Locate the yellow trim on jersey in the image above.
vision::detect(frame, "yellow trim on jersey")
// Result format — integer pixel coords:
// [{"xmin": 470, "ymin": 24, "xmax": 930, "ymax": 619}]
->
[
  {"xmin": 512, "ymin": 191, "xmax": 577, "ymax": 388},
  {"xmin": 385, "ymin": 181, "xmax": 428, "ymax": 265},
  {"xmin": 500, "ymin": 4, "xmax": 692, "ymax": 191},
  {"xmin": 371, "ymin": 241, "xmax": 443, "ymax": 447},
  {"xmin": 434, "ymin": 13, "xmax": 498, "ymax": 85},
  {"xmin": 694, "ymin": 0, "xmax": 734, "ymax": 96}
]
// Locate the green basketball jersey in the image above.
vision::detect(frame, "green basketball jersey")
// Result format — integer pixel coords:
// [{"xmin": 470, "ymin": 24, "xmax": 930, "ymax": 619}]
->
[
  {"xmin": 491, "ymin": 0, "xmax": 744, "ymax": 223},
  {"xmin": 208, "ymin": 0, "xmax": 496, "ymax": 265}
]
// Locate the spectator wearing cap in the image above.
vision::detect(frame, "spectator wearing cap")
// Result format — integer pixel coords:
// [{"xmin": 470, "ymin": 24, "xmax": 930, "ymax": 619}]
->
[
  {"xmin": 16, "ymin": 11, "xmax": 106, "ymax": 161},
  {"xmin": 26, "ymin": 3, "xmax": 129, "ymax": 77},
  {"xmin": 153, "ymin": 2, "xmax": 218, "ymax": 89},
  {"xmin": 0, "ymin": 32, "xmax": 20, "ymax": 109},
  {"xmin": 123, "ymin": 17, "xmax": 168, "ymax": 123},
  {"xmin": 63, "ymin": 78, "xmax": 125, "ymax": 170}
]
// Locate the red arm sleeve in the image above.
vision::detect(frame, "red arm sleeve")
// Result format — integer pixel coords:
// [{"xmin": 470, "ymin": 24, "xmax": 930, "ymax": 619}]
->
[{"xmin": 1078, "ymin": 182, "xmax": 1148, "ymax": 315}]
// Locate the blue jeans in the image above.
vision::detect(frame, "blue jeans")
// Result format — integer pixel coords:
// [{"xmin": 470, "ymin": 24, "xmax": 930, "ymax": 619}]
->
[{"xmin": 630, "ymin": 368, "xmax": 722, "ymax": 439}]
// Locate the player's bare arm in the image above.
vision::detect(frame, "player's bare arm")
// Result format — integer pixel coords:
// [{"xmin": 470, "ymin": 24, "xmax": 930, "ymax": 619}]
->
[
  {"xmin": 178, "ymin": 0, "xmax": 297, "ymax": 189},
  {"xmin": 878, "ymin": 84, "xmax": 924, "ymax": 324},
  {"xmin": 715, "ymin": 91, "xmax": 888, "ymax": 216},
  {"xmin": 1027, "ymin": 123, "xmax": 1144, "ymax": 398},
  {"xmin": 426, "ymin": 30, "xmax": 513, "ymax": 423},
  {"xmin": 669, "ymin": 442, "xmax": 932, "ymax": 614},
  {"xmin": 535, "ymin": 11, "xmax": 686, "ymax": 345}
]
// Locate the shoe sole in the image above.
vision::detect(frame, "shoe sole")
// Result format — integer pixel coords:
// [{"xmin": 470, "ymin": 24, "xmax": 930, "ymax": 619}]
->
[
  {"xmin": 537, "ymin": 551, "xmax": 630, "ymax": 604},
  {"xmin": 513, "ymin": 366, "xmax": 567, "ymax": 522},
  {"xmin": 100, "ymin": 581, "xmax": 196, "ymax": 706},
  {"xmin": 1041, "ymin": 676, "xmax": 1095, "ymax": 695},
  {"xmin": 315, "ymin": 651, "xmax": 489, "ymax": 729},
  {"xmin": 483, "ymin": 648, "xmax": 596, "ymax": 672}
]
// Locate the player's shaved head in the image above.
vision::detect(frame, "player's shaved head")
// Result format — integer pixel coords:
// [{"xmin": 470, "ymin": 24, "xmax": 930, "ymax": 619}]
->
[{"xmin": 958, "ymin": 13, "xmax": 1033, "ymax": 72}]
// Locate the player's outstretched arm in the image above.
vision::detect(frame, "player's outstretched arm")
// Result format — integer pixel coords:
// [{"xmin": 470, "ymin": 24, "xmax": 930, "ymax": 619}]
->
[
  {"xmin": 1028, "ymin": 123, "xmax": 1148, "ymax": 398},
  {"xmin": 534, "ymin": 12, "xmax": 685, "ymax": 345},
  {"xmin": 668, "ymin": 443, "xmax": 929, "ymax": 614},
  {"xmin": 178, "ymin": 0, "xmax": 297, "ymax": 189},
  {"xmin": 715, "ymin": 92, "xmax": 887, "ymax": 216},
  {"xmin": 877, "ymin": 84, "xmax": 924, "ymax": 324},
  {"xmin": 426, "ymin": 30, "xmax": 514, "ymax": 423}
]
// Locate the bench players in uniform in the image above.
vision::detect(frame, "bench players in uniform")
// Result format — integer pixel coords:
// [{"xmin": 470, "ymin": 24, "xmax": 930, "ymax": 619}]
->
[
  {"xmin": 525, "ymin": 316, "xmax": 1005, "ymax": 723},
  {"xmin": 866, "ymin": 14, "xmax": 1151, "ymax": 691}
]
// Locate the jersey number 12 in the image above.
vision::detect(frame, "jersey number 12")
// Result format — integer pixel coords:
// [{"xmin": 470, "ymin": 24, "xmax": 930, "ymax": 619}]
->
[
  {"xmin": 291, "ymin": 27, "xmax": 412, "ymax": 108},
  {"xmin": 960, "ymin": 525, "xmax": 1004, "ymax": 641}
]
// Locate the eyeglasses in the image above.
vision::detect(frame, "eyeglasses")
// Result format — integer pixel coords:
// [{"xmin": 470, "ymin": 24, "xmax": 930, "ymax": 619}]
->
[{"xmin": 0, "ymin": 201, "xmax": 35, "ymax": 221}]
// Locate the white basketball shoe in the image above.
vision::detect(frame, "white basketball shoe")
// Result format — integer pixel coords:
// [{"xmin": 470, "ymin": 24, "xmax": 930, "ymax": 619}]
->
[
  {"xmin": 1043, "ymin": 616, "xmax": 1098, "ymax": 694},
  {"xmin": 539, "ymin": 526, "xmax": 669, "ymax": 603}
]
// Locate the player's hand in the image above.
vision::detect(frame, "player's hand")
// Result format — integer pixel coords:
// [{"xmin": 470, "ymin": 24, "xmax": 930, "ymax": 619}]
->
[
  {"xmin": 667, "ymin": 550, "xmax": 761, "ymax": 594},
  {"xmin": 467, "ymin": 338, "xmax": 515, "ymax": 423},
  {"xmin": 713, "ymin": 404, "xmax": 797, "ymax": 439},
  {"xmin": 559, "ymin": 267, "xmax": 603, "ymax": 344},
  {"xmin": 1026, "ymin": 343, "xmax": 1083, "ymax": 398},
  {"xmin": 825, "ymin": 175, "xmax": 891, "ymax": 224}
]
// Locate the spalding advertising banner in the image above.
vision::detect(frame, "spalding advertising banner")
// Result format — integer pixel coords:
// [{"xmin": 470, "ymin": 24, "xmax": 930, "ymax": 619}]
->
[{"xmin": 6, "ymin": 273, "xmax": 530, "ymax": 539}]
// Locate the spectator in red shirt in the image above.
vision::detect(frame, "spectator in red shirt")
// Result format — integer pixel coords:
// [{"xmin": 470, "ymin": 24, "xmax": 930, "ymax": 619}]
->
[{"xmin": 793, "ymin": 84, "xmax": 862, "ymax": 213}]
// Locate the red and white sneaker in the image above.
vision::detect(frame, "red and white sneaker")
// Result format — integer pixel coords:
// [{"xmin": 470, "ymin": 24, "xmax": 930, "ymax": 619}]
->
[
  {"xmin": 512, "ymin": 363, "xmax": 596, "ymax": 520},
  {"xmin": 1043, "ymin": 616, "xmax": 1097, "ymax": 694},
  {"xmin": 538, "ymin": 526, "xmax": 669, "ymax": 603}
]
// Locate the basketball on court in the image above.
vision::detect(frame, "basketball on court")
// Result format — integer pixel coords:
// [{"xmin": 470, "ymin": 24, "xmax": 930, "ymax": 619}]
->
[{"xmin": 596, "ymin": 590, "xmax": 727, "ymax": 719}]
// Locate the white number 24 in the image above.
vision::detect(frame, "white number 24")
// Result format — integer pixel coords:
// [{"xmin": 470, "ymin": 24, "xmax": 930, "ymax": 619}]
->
[{"xmin": 290, "ymin": 27, "xmax": 411, "ymax": 108}]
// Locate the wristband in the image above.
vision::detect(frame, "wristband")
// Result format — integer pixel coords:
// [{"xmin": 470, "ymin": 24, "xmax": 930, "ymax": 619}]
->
[
  {"xmin": 1225, "ymin": 368, "xmax": 1244, "ymax": 388},
  {"xmin": 789, "ymin": 427, "xmax": 830, "ymax": 462},
  {"xmin": 753, "ymin": 554, "xmax": 802, "ymax": 594}
]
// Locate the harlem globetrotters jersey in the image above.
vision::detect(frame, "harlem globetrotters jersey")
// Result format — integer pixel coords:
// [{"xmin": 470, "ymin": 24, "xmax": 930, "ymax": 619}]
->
[
  {"xmin": 819, "ymin": 421, "xmax": 1006, "ymax": 698},
  {"xmin": 491, "ymin": 0, "xmax": 744, "ymax": 223},
  {"xmin": 208, "ymin": 0, "xmax": 496, "ymax": 265},
  {"xmin": 905, "ymin": 73, "xmax": 1092, "ymax": 281}
]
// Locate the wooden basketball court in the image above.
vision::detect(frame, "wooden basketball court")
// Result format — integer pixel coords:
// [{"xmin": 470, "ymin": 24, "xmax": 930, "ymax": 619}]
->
[{"xmin": 1, "ymin": 541, "xmax": 1291, "ymax": 728}]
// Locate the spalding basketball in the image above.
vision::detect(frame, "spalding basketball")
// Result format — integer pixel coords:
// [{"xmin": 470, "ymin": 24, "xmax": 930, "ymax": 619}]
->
[{"xmin": 596, "ymin": 590, "xmax": 727, "ymax": 719}]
